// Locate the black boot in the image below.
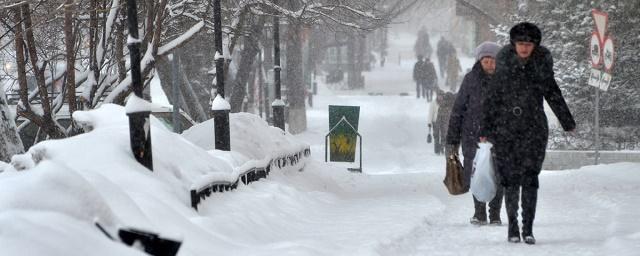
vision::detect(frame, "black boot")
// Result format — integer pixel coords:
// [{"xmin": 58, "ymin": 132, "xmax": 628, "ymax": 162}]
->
[
  {"xmin": 521, "ymin": 186, "xmax": 538, "ymax": 244},
  {"xmin": 471, "ymin": 196, "xmax": 487, "ymax": 225},
  {"xmin": 505, "ymin": 186, "xmax": 521, "ymax": 242},
  {"xmin": 489, "ymin": 185, "xmax": 504, "ymax": 225}
]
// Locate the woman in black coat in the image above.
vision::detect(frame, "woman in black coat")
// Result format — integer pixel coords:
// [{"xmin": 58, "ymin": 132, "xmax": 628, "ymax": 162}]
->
[
  {"xmin": 479, "ymin": 22, "xmax": 576, "ymax": 244},
  {"xmin": 447, "ymin": 41, "xmax": 503, "ymax": 226}
]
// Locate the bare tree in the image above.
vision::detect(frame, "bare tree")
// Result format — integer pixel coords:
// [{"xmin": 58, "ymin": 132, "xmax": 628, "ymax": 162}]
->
[{"xmin": 64, "ymin": 0, "xmax": 77, "ymax": 133}]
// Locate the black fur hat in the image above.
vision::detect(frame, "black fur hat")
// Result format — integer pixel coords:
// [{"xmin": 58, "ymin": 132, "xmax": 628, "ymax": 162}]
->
[{"xmin": 509, "ymin": 22, "xmax": 541, "ymax": 45}]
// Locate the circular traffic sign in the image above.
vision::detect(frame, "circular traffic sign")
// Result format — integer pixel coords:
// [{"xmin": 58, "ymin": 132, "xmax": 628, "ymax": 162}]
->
[
  {"xmin": 603, "ymin": 37, "xmax": 614, "ymax": 72},
  {"xmin": 590, "ymin": 33, "xmax": 601, "ymax": 67}
]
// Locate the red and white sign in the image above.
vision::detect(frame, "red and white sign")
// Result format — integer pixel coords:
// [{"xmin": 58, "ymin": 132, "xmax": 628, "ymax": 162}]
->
[
  {"xmin": 589, "ymin": 9, "xmax": 614, "ymax": 91},
  {"xmin": 592, "ymin": 9, "xmax": 608, "ymax": 45},
  {"xmin": 602, "ymin": 37, "xmax": 615, "ymax": 72},
  {"xmin": 590, "ymin": 33, "xmax": 601, "ymax": 67}
]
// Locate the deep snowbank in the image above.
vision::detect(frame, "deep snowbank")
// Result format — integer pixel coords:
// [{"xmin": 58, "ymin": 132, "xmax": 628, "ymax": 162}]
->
[{"xmin": 0, "ymin": 104, "xmax": 309, "ymax": 255}]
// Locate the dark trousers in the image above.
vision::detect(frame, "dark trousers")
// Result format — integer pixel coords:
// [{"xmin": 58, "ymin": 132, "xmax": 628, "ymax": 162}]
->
[
  {"xmin": 505, "ymin": 185, "xmax": 538, "ymax": 236},
  {"xmin": 417, "ymin": 82, "xmax": 434, "ymax": 100},
  {"xmin": 473, "ymin": 186, "xmax": 504, "ymax": 220},
  {"xmin": 463, "ymin": 149, "xmax": 504, "ymax": 220},
  {"xmin": 432, "ymin": 123, "xmax": 443, "ymax": 154},
  {"xmin": 423, "ymin": 85, "xmax": 433, "ymax": 101}
]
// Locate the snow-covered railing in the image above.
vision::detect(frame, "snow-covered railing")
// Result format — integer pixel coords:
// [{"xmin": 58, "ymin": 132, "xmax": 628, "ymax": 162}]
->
[
  {"xmin": 189, "ymin": 147, "xmax": 311, "ymax": 210},
  {"xmin": 543, "ymin": 150, "xmax": 640, "ymax": 170}
]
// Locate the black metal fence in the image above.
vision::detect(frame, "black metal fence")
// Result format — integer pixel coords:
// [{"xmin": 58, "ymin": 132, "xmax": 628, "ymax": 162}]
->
[{"xmin": 190, "ymin": 147, "xmax": 311, "ymax": 210}]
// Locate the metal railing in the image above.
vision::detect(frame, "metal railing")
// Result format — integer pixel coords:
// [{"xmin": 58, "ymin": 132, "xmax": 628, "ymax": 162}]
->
[{"xmin": 189, "ymin": 147, "xmax": 311, "ymax": 210}]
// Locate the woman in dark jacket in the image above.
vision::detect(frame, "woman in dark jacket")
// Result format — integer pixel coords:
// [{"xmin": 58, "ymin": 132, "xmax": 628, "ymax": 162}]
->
[
  {"xmin": 447, "ymin": 41, "xmax": 503, "ymax": 226},
  {"xmin": 479, "ymin": 22, "xmax": 576, "ymax": 244}
]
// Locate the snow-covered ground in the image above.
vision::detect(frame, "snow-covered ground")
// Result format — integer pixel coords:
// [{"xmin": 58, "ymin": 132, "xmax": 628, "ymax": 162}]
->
[{"xmin": 1, "ymin": 30, "xmax": 639, "ymax": 256}]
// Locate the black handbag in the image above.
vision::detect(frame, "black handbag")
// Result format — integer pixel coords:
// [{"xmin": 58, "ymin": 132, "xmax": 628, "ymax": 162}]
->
[
  {"xmin": 443, "ymin": 153, "xmax": 468, "ymax": 195},
  {"xmin": 427, "ymin": 124, "xmax": 432, "ymax": 143}
]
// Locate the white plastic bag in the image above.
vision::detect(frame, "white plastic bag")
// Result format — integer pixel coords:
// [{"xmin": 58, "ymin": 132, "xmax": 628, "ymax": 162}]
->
[{"xmin": 470, "ymin": 142, "xmax": 497, "ymax": 202}]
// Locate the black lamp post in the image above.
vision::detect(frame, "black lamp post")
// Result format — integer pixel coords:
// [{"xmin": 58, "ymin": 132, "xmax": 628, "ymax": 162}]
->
[
  {"xmin": 212, "ymin": 0, "xmax": 231, "ymax": 150},
  {"xmin": 125, "ymin": 0, "xmax": 152, "ymax": 170},
  {"xmin": 272, "ymin": 12, "xmax": 285, "ymax": 131}
]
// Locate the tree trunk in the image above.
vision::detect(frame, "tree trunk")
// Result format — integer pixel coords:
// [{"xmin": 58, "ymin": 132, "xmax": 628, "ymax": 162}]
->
[
  {"xmin": 347, "ymin": 34, "xmax": 357, "ymax": 89},
  {"xmin": 357, "ymin": 34, "xmax": 366, "ymax": 88},
  {"xmin": 86, "ymin": 0, "xmax": 99, "ymax": 108},
  {"xmin": 285, "ymin": 20, "xmax": 307, "ymax": 134},
  {"xmin": 22, "ymin": 4, "xmax": 51, "ymax": 117},
  {"xmin": 229, "ymin": 17, "xmax": 264, "ymax": 113},
  {"xmin": 0, "ymin": 90, "xmax": 24, "ymax": 162},
  {"xmin": 116, "ymin": 13, "xmax": 127, "ymax": 83},
  {"xmin": 20, "ymin": 3, "xmax": 65, "ymax": 139},
  {"xmin": 261, "ymin": 33, "xmax": 273, "ymax": 120},
  {"xmin": 155, "ymin": 56, "xmax": 210, "ymax": 122},
  {"xmin": 12, "ymin": 8, "xmax": 32, "ymax": 115},
  {"xmin": 246, "ymin": 63, "xmax": 257, "ymax": 113},
  {"xmin": 64, "ymin": 0, "xmax": 77, "ymax": 132}
]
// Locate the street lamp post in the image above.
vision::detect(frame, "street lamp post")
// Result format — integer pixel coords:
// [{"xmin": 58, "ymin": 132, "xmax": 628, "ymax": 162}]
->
[
  {"xmin": 170, "ymin": 52, "xmax": 181, "ymax": 133},
  {"xmin": 125, "ymin": 0, "xmax": 153, "ymax": 170},
  {"xmin": 272, "ymin": 13, "xmax": 285, "ymax": 131},
  {"xmin": 212, "ymin": 0, "xmax": 231, "ymax": 150}
]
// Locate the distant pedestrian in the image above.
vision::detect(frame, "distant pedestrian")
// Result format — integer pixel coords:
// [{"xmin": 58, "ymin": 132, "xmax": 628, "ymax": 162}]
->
[
  {"xmin": 479, "ymin": 22, "xmax": 576, "ymax": 245},
  {"xmin": 422, "ymin": 56, "xmax": 438, "ymax": 101},
  {"xmin": 413, "ymin": 55, "xmax": 426, "ymax": 99},
  {"xmin": 446, "ymin": 50, "xmax": 462, "ymax": 92},
  {"xmin": 414, "ymin": 27, "xmax": 433, "ymax": 59},
  {"xmin": 432, "ymin": 89, "xmax": 456, "ymax": 154},
  {"xmin": 413, "ymin": 55, "xmax": 437, "ymax": 100},
  {"xmin": 427, "ymin": 93, "xmax": 439, "ymax": 145},
  {"xmin": 446, "ymin": 41, "xmax": 503, "ymax": 226},
  {"xmin": 437, "ymin": 37, "xmax": 453, "ymax": 77}
]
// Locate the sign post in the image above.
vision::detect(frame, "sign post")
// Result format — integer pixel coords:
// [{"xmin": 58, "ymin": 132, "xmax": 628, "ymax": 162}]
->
[
  {"xmin": 325, "ymin": 105, "xmax": 362, "ymax": 172},
  {"xmin": 588, "ymin": 9, "xmax": 614, "ymax": 165}
]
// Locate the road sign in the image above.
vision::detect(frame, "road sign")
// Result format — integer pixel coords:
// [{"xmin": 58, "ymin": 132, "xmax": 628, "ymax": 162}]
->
[
  {"xmin": 590, "ymin": 33, "xmax": 601, "ymax": 66},
  {"xmin": 600, "ymin": 72, "xmax": 612, "ymax": 91},
  {"xmin": 589, "ymin": 9, "xmax": 614, "ymax": 91},
  {"xmin": 592, "ymin": 9, "xmax": 608, "ymax": 44},
  {"xmin": 603, "ymin": 37, "xmax": 615, "ymax": 72},
  {"xmin": 590, "ymin": 9, "xmax": 612, "ymax": 166},
  {"xmin": 588, "ymin": 68, "xmax": 602, "ymax": 87},
  {"xmin": 588, "ymin": 68, "xmax": 612, "ymax": 91}
]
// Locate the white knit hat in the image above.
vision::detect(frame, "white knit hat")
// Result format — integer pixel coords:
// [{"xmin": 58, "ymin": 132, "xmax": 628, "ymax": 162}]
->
[{"xmin": 475, "ymin": 41, "xmax": 500, "ymax": 61}]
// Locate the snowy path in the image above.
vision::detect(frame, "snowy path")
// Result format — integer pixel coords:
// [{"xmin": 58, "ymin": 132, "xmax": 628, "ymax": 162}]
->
[
  {"xmin": 203, "ymin": 56, "xmax": 637, "ymax": 254},
  {"xmin": 194, "ymin": 33, "xmax": 639, "ymax": 255},
  {"xmin": 295, "ymin": 88, "xmax": 639, "ymax": 255},
  {"xmin": 196, "ymin": 85, "xmax": 639, "ymax": 255}
]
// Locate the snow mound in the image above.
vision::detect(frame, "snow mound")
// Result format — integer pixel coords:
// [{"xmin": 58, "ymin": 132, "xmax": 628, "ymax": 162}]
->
[{"xmin": 1, "ymin": 104, "xmax": 309, "ymax": 255}]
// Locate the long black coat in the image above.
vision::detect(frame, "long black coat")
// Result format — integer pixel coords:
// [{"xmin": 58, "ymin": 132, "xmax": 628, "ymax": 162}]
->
[
  {"xmin": 446, "ymin": 62, "xmax": 492, "ymax": 187},
  {"xmin": 447, "ymin": 61, "xmax": 491, "ymax": 155},
  {"xmin": 479, "ymin": 45, "xmax": 576, "ymax": 188}
]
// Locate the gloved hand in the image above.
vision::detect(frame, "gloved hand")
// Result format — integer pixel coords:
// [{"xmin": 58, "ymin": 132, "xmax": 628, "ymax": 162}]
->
[{"xmin": 445, "ymin": 144, "xmax": 460, "ymax": 157}]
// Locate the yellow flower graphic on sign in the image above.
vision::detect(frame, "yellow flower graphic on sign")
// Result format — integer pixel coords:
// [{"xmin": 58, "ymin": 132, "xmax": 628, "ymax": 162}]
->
[{"xmin": 331, "ymin": 134, "xmax": 356, "ymax": 159}]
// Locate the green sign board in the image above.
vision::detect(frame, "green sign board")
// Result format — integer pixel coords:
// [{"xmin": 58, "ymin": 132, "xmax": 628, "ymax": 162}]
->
[{"xmin": 328, "ymin": 105, "xmax": 360, "ymax": 162}]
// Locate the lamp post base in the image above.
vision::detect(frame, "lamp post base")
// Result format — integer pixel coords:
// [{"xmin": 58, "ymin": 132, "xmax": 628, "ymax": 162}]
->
[
  {"xmin": 127, "ymin": 111, "xmax": 153, "ymax": 171},
  {"xmin": 213, "ymin": 109, "xmax": 230, "ymax": 151}
]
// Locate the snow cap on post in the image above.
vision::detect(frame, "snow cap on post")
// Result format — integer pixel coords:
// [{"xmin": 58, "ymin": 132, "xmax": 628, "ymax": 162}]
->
[
  {"xmin": 475, "ymin": 41, "xmax": 500, "ymax": 61},
  {"xmin": 509, "ymin": 22, "xmax": 542, "ymax": 46},
  {"xmin": 211, "ymin": 94, "xmax": 230, "ymax": 111},
  {"xmin": 125, "ymin": 95, "xmax": 156, "ymax": 114},
  {"xmin": 214, "ymin": 51, "xmax": 224, "ymax": 60}
]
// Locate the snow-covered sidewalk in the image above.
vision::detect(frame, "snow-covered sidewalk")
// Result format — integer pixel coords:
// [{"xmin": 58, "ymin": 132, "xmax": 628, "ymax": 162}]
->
[{"xmin": 0, "ymin": 31, "xmax": 638, "ymax": 256}]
